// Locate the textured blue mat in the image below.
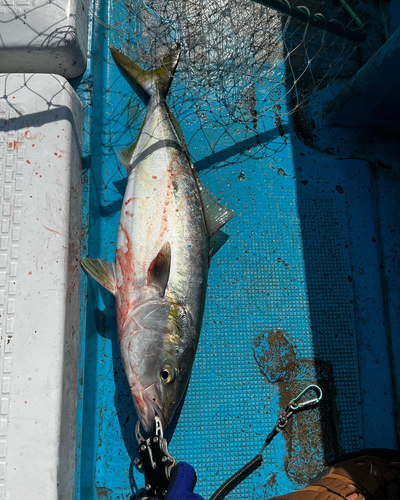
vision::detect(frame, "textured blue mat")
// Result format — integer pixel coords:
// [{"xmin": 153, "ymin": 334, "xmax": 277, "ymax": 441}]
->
[{"xmin": 74, "ymin": 3, "xmax": 400, "ymax": 499}]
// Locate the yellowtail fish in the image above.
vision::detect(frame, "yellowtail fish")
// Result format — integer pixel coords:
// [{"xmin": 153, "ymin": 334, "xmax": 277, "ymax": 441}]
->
[{"xmin": 82, "ymin": 45, "xmax": 233, "ymax": 432}]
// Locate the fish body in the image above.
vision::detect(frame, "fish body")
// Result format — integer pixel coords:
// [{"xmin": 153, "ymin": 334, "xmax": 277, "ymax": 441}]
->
[{"xmin": 82, "ymin": 46, "xmax": 233, "ymax": 432}]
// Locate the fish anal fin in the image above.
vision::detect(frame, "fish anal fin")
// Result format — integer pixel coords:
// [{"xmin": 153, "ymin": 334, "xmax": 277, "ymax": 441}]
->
[
  {"xmin": 147, "ymin": 242, "xmax": 171, "ymax": 296},
  {"xmin": 81, "ymin": 258, "xmax": 117, "ymax": 295},
  {"xmin": 192, "ymin": 170, "xmax": 234, "ymax": 236},
  {"xmin": 209, "ymin": 230, "xmax": 230, "ymax": 263}
]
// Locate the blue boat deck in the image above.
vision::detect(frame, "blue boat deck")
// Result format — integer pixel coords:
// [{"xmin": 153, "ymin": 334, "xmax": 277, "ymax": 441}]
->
[{"xmin": 74, "ymin": 1, "xmax": 400, "ymax": 498}]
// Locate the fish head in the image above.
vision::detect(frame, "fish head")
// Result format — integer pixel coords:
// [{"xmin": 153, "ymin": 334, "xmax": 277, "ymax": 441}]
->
[{"xmin": 123, "ymin": 300, "xmax": 196, "ymax": 433}]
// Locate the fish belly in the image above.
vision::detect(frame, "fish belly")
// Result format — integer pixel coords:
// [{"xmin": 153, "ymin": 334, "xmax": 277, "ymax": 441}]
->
[{"xmin": 115, "ymin": 141, "xmax": 209, "ymax": 334}]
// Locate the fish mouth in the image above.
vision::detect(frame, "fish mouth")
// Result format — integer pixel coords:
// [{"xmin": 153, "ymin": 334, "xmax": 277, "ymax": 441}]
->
[{"xmin": 142, "ymin": 384, "xmax": 167, "ymax": 432}]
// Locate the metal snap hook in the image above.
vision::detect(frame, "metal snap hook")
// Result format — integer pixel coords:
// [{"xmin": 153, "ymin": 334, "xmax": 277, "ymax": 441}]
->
[{"xmin": 288, "ymin": 384, "xmax": 323, "ymax": 411}]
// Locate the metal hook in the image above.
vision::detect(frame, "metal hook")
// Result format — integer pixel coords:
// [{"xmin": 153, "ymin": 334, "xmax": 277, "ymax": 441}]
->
[
  {"xmin": 259, "ymin": 384, "xmax": 323, "ymax": 454},
  {"xmin": 135, "ymin": 416, "xmax": 164, "ymax": 444},
  {"xmin": 135, "ymin": 419, "xmax": 145, "ymax": 444},
  {"xmin": 154, "ymin": 415, "xmax": 164, "ymax": 439},
  {"xmin": 288, "ymin": 384, "xmax": 323, "ymax": 411},
  {"xmin": 275, "ymin": 384, "xmax": 323, "ymax": 431}
]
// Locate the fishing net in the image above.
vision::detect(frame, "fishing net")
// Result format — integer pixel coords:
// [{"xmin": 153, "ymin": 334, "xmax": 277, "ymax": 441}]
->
[{"xmin": 89, "ymin": 0, "xmax": 361, "ymax": 167}]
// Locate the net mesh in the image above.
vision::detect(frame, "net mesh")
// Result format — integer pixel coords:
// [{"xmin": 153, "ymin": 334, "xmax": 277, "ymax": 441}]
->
[{"xmin": 89, "ymin": 0, "xmax": 361, "ymax": 166}]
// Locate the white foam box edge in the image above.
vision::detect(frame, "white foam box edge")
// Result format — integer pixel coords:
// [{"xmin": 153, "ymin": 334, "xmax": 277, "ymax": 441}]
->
[
  {"xmin": 0, "ymin": 73, "xmax": 83, "ymax": 500},
  {"xmin": 0, "ymin": 0, "xmax": 88, "ymax": 78}
]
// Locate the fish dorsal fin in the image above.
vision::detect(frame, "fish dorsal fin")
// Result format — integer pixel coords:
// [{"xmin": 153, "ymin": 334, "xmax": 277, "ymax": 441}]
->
[
  {"xmin": 81, "ymin": 258, "xmax": 117, "ymax": 295},
  {"xmin": 192, "ymin": 170, "xmax": 234, "ymax": 237},
  {"xmin": 147, "ymin": 242, "xmax": 171, "ymax": 296},
  {"xmin": 110, "ymin": 45, "xmax": 181, "ymax": 99}
]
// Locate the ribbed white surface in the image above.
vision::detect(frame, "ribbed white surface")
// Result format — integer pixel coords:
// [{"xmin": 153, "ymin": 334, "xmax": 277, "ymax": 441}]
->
[
  {"xmin": 0, "ymin": 74, "xmax": 82, "ymax": 500},
  {"xmin": 0, "ymin": 1, "xmax": 88, "ymax": 78}
]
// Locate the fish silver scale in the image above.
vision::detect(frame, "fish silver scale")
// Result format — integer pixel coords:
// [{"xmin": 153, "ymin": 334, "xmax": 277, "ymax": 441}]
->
[
  {"xmin": 82, "ymin": 46, "xmax": 233, "ymax": 433},
  {"xmin": 116, "ymin": 90, "xmax": 209, "ymax": 431}
]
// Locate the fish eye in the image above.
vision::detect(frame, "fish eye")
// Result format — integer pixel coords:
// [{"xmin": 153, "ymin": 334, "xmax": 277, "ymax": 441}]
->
[{"xmin": 160, "ymin": 365, "xmax": 174, "ymax": 384}]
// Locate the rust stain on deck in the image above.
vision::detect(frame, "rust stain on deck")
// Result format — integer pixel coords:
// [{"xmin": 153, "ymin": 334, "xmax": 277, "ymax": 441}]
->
[{"xmin": 253, "ymin": 329, "xmax": 341, "ymax": 485}]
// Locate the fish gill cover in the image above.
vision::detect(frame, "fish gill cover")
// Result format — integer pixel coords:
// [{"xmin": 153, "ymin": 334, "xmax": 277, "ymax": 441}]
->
[{"xmin": 82, "ymin": 0, "xmax": 361, "ymax": 169}]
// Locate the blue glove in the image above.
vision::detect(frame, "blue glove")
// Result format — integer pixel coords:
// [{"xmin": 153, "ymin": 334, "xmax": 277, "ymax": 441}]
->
[{"xmin": 165, "ymin": 462, "xmax": 205, "ymax": 500}]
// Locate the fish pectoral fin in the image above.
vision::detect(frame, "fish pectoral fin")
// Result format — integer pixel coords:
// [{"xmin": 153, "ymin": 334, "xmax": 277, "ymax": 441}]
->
[
  {"xmin": 81, "ymin": 258, "xmax": 117, "ymax": 295},
  {"xmin": 147, "ymin": 242, "xmax": 171, "ymax": 296},
  {"xmin": 193, "ymin": 171, "xmax": 234, "ymax": 237}
]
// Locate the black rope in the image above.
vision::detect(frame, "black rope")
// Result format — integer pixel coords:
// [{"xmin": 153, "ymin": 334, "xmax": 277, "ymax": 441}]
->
[{"xmin": 209, "ymin": 427, "xmax": 279, "ymax": 500}]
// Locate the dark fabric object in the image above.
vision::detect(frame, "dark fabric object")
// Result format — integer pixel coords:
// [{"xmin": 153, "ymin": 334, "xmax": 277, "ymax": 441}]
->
[{"xmin": 166, "ymin": 462, "xmax": 205, "ymax": 500}]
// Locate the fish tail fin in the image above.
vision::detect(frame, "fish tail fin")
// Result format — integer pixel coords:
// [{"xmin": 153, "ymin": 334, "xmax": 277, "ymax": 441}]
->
[{"xmin": 109, "ymin": 44, "xmax": 181, "ymax": 99}]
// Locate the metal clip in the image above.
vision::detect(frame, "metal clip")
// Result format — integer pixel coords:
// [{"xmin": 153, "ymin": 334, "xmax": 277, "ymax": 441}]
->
[
  {"xmin": 135, "ymin": 416, "xmax": 175, "ymax": 499},
  {"xmin": 276, "ymin": 384, "xmax": 323, "ymax": 430},
  {"xmin": 288, "ymin": 384, "xmax": 323, "ymax": 411},
  {"xmin": 135, "ymin": 419, "xmax": 146, "ymax": 445},
  {"xmin": 258, "ymin": 384, "xmax": 323, "ymax": 456}
]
